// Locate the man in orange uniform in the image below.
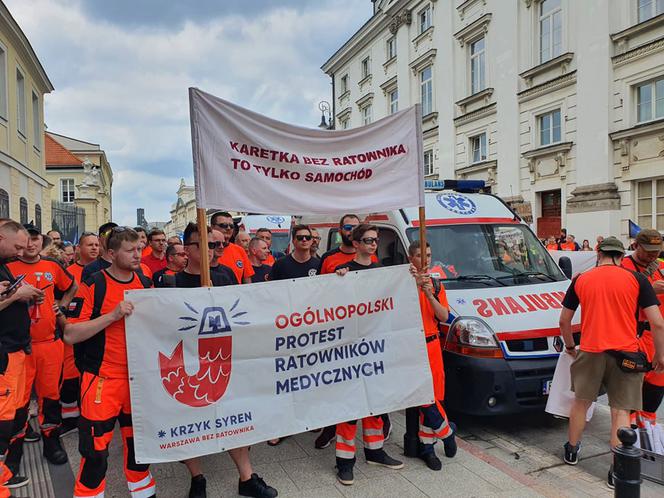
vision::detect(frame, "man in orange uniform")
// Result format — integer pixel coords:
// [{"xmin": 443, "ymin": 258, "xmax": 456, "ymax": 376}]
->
[
  {"xmin": 408, "ymin": 240, "xmax": 457, "ymax": 471},
  {"xmin": 141, "ymin": 229, "xmax": 167, "ymax": 275},
  {"xmin": 333, "ymin": 224, "xmax": 403, "ymax": 486},
  {"xmin": 7, "ymin": 224, "xmax": 77, "ymax": 466},
  {"xmin": 64, "ymin": 227, "xmax": 155, "ymax": 498},
  {"xmin": 621, "ymin": 229, "xmax": 664, "ymax": 421},
  {"xmin": 211, "ymin": 212, "xmax": 254, "ymax": 283},
  {"xmin": 61, "ymin": 232, "xmax": 100, "ymax": 436},
  {"xmin": 0, "ymin": 220, "xmax": 43, "ymax": 494}
]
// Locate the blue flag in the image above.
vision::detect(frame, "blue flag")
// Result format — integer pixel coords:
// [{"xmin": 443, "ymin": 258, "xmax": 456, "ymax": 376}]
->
[{"xmin": 628, "ymin": 220, "xmax": 641, "ymax": 238}]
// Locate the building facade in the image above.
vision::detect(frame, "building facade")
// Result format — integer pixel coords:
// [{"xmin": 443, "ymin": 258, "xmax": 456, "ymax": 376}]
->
[
  {"xmin": 164, "ymin": 179, "xmax": 197, "ymax": 237},
  {"xmin": 45, "ymin": 131, "xmax": 113, "ymax": 235},
  {"xmin": 322, "ymin": 0, "xmax": 664, "ymax": 240},
  {"xmin": 0, "ymin": 1, "xmax": 54, "ymax": 231}
]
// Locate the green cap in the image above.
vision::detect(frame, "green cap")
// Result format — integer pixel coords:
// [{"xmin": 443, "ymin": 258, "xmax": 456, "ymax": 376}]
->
[
  {"xmin": 635, "ymin": 228, "xmax": 663, "ymax": 252},
  {"xmin": 597, "ymin": 236, "xmax": 625, "ymax": 254}
]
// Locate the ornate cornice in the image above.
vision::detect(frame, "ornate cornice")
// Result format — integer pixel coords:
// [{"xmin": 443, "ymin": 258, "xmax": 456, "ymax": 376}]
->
[
  {"xmin": 455, "ymin": 88, "xmax": 494, "ymax": 113},
  {"xmin": 609, "ymin": 117, "xmax": 664, "ymax": 141},
  {"xmin": 453, "ymin": 103, "xmax": 496, "ymax": 126},
  {"xmin": 389, "ymin": 8, "xmax": 412, "ymax": 35},
  {"xmin": 611, "ymin": 13, "xmax": 664, "ymax": 47},
  {"xmin": 612, "ymin": 36, "xmax": 664, "ymax": 67},
  {"xmin": 517, "ymin": 71, "xmax": 577, "ymax": 103},
  {"xmin": 409, "ymin": 48, "xmax": 437, "ymax": 75},
  {"xmin": 355, "ymin": 93, "xmax": 374, "ymax": 108},
  {"xmin": 456, "ymin": 159, "xmax": 497, "ymax": 174},
  {"xmin": 453, "ymin": 13, "xmax": 492, "ymax": 47},
  {"xmin": 519, "ymin": 52, "xmax": 574, "ymax": 85},
  {"xmin": 336, "ymin": 106, "xmax": 352, "ymax": 120},
  {"xmin": 457, "ymin": 0, "xmax": 487, "ymax": 20},
  {"xmin": 379, "ymin": 75, "xmax": 397, "ymax": 93},
  {"xmin": 522, "ymin": 141, "xmax": 573, "ymax": 160}
]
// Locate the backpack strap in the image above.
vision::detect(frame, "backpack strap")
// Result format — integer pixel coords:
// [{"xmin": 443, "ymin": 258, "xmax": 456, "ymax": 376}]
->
[{"xmin": 136, "ymin": 272, "xmax": 152, "ymax": 289}]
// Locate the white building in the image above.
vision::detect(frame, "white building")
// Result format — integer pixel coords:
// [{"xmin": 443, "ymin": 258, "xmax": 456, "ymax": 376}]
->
[{"xmin": 322, "ymin": 0, "xmax": 664, "ymax": 241}]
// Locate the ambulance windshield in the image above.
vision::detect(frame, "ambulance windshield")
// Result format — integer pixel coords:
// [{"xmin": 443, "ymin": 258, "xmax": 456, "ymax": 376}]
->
[{"xmin": 407, "ymin": 224, "xmax": 565, "ymax": 289}]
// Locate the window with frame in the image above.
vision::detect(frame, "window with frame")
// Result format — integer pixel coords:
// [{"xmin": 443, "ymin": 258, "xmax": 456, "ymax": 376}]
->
[
  {"xmin": 470, "ymin": 133, "xmax": 487, "ymax": 163},
  {"xmin": 340, "ymin": 117, "xmax": 350, "ymax": 129},
  {"xmin": 19, "ymin": 197, "xmax": 27, "ymax": 224},
  {"xmin": 420, "ymin": 66, "xmax": 433, "ymax": 116},
  {"xmin": 389, "ymin": 89, "xmax": 398, "ymax": 114},
  {"xmin": 0, "ymin": 46, "xmax": 6, "ymax": 120},
  {"xmin": 16, "ymin": 68, "xmax": 26, "ymax": 136},
  {"xmin": 539, "ymin": 0, "xmax": 562, "ymax": 63},
  {"xmin": 34, "ymin": 204, "xmax": 41, "ymax": 232},
  {"xmin": 419, "ymin": 5, "xmax": 432, "ymax": 33},
  {"xmin": 61, "ymin": 178, "xmax": 75, "ymax": 203},
  {"xmin": 636, "ymin": 178, "xmax": 664, "ymax": 230},
  {"xmin": 636, "ymin": 77, "xmax": 664, "ymax": 123},
  {"xmin": 32, "ymin": 92, "xmax": 40, "ymax": 149},
  {"xmin": 638, "ymin": 0, "xmax": 664, "ymax": 22},
  {"xmin": 361, "ymin": 57, "xmax": 371, "ymax": 79},
  {"xmin": 423, "ymin": 149, "xmax": 434, "ymax": 176},
  {"xmin": 340, "ymin": 74, "xmax": 349, "ymax": 94},
  {"xmin": 0, "ymin": 189, "xmax": 8, "ymax": 218},
  {"xmin": 470, "ymin": 37, "xmax": 486, "ymax": 94},
  {"xmin": 362, "ymin": 104, "xmax": 372, "ymax": 125},
  {"xmin": 386, "ymin": 36, "xmax": 397, "ymax": 60},
  {"xmin": 538, "ymin": 109, "xmax": 561, "ymax": 146}
]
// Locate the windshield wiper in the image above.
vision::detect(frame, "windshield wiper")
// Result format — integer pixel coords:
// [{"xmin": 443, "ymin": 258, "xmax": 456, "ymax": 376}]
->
[
  {"xmin": 447, "ymin": 274, "xmax": 507, "ymax": 286},
  {"xmin": 496, "ymin": 271, "xmax": 556, "ymax": 282}
]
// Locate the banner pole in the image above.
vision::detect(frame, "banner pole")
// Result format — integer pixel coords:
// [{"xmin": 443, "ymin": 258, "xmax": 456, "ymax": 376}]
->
[
  {"xmin": 418, "ymin": 206, "xmax": 427, "ymax": 271},
  {"xmin": 197, "ymin": 207, "xmax": 212, "ymax": 287}
]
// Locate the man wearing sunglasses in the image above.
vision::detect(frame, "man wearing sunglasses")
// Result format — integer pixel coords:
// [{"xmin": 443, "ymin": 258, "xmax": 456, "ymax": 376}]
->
[
  {"xmin": 268, "ymin": 225, "xmax": 319, "ymax": 281},
  {"xmin": 332, "ymin": 224, "xmax": 403, "ymax": 485},
  {"xmin": 211, "ymin": 212, "xmax": 254, "ymax": 284},
  {"xmin": 152, "ymin": 243, "xmax": 187, "ymax": 288}
]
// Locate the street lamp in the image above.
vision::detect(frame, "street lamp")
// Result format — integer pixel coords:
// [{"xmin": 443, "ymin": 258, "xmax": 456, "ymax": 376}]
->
[{"xmin": 318, "ymin": 101, "xmax": 334, "ymax": 130}]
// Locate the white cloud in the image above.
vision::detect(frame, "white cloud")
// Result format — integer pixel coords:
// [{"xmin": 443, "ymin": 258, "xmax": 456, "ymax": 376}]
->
[{"xmin": 6, "ymin": 0, "xmax": 370, "ymax": 226}]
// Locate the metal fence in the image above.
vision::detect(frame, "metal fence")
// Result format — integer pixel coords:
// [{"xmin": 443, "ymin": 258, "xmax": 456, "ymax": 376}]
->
[{"xmin": 51, "ymin": 200, "xmax": 85, "ymax": 243}]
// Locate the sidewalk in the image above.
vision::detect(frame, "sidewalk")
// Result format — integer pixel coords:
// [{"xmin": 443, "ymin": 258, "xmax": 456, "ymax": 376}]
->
[{"xmin": 58, "ymin": 409, "xmax": 612, "ymax": 498}]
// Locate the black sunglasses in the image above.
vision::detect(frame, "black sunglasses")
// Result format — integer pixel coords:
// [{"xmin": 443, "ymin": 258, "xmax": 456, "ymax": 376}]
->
[
  {"xmin": 214, "ymin": 223, "xmax": 234, "ymax": 229},
  {"xmin": 360, "ymin": 237, "xmax": 379, "ymax": 245},
  {"xmin": 295, "ymin": 235, "xmax": 313, "ymax": 241},
  {"xmin": 184, "ymin": 241, "xmax": 221, "ymax": 250}
]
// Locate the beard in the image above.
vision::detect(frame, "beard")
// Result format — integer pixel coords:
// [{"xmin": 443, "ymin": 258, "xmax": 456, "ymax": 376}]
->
[{"xmin": 340, "ymin": 232, "xmax": 353, "ymax": 246}]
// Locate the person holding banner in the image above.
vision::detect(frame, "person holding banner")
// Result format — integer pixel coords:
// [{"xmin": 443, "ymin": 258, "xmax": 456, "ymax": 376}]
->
[
  {"xmin": 210, "ymin": 212, "xmax": 255, "ymax": 284},
  {"xmin": 170, "ymin": 223, "xmax": 277, "ymax": 498},
  {"xmin": 268, "ymin": 225, "xmax": 318, "ymax": 281},
  {"xmin": 333, "ymin": 224, "xmax": 404, "ymax": 485},
  {"xmin": 407, "ymin": 240, "xmax": 457, "ymax": 471}
]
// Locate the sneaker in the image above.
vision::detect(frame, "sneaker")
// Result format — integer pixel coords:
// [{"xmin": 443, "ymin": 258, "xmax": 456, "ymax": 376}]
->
[
  {"xmin": 59, "ymin": 417, "xmax": 79, "ymax": 438},
  {"xmin": 382, "ymin": 415, "xmax": 392, "ymax": 441},
  {"xmin": 418, "ymin": 451, "xmax": 442, "ymax": 471},
  {"xmin": 443, "ymin": 422, "xmax": 457, "ymax": 458},
  {"xmin": 314, "ymin": 425, "xmax": 336, "ymax": 449},
  {"xmin": 607, "ymin": 466, "xmax": 614, "ymax": 490},
  {"xmin": 24, "ymin": 424, "xmax": 40, "ymax": 443},
  {"xmin": 189, "ymin": 474, "xmax": 207, "ymax": 498},
  {"xmin": 4, "ymin": 475, "xmax": 30, "ymax": 488},
  {"xmin": 336, "ymin": 457, "xmax": 355, "ymax": 486},
  {"xmin": 365, "ymin": 449, "xmax": 404, "ymax": 469},
  {"xmin": 238, "ymin": 473, "xmax": 277, "ymax": 498},
  {"xmin": 563, "ymin": 442, "xmax": 579, "ymax": 465},
  {"xmin": 42, "ymin": 432, "xmax": 68, "ymax": 465}
]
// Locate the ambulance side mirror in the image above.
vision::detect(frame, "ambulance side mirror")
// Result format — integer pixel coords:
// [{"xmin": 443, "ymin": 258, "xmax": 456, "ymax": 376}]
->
[{"xmin": 558, "ymin": 256, "xmax": 572, "ymax": 279}]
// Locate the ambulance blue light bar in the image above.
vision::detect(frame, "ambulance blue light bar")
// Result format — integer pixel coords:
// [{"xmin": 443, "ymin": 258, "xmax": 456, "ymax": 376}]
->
[{"xmin": 424, "ymin": 179, "xmax": 486, "ymax": 192}]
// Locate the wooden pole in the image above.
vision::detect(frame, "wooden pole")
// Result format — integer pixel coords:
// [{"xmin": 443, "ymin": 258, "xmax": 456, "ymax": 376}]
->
[
  {"xmin": 196, "ymin": 207, "xmax": 212, "ymax": 287},
  {"xmin": 418, "ymin": 206, "xmax": 427, "ymax": 271}
]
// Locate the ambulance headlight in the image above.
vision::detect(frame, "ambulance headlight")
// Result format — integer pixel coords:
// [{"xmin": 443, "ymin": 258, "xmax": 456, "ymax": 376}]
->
[{"xmin": 450, "ymin": 318, "xmax": 498, "ymax": 348}]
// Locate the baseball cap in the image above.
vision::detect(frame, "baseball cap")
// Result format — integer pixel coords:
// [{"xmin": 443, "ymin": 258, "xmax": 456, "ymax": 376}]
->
[
  {"xmin": 635, "ymin": 229, "xmax": 663, "ymax": 252},
  {"xmin": 22, "ymin": 223, "xmax": 40, "ymax": 235},
  {"xmin": 597, "ymin": 236, "xmax": 625, "ymax": 254}
]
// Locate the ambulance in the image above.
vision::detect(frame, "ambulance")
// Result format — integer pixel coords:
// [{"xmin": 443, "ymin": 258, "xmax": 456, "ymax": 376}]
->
[
  {"xmin": 302, "ymin": 180, "xmax": 579, "ymax": 415},
  {"xmin": 237, "ymin": 214, "xmax": 292, "ymax": 255}
]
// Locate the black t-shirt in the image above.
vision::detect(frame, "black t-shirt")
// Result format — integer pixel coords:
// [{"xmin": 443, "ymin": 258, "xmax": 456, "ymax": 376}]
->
[
  {"xmin": 335, "ymin": 260, "xmax": 381, "ymax": 272},
  {"xmin": 251, "ymin": 264, "xmax": 271, "ymax": 283},
  {"xmin": 175, "ymin": 267, "xmax": 238, "ymax": 288},
  {"xmin": 269, "ymin": 254, "xmax": 320, "ymax": 281},
  {"xmin": 0, "ymin": 263, "xmax": 31, "ymax": 353}
]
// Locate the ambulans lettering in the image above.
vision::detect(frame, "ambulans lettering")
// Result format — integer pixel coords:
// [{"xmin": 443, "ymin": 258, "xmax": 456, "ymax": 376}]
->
[{"xmin": 473, "ymin": 291, "xmax": 566, "ymax": 317}]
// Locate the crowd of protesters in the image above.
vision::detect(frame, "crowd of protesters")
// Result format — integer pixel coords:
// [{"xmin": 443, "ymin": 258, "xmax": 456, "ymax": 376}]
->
[{"xmin": 0, "ymin": 213, "xmax": 458, "ymax": 498}]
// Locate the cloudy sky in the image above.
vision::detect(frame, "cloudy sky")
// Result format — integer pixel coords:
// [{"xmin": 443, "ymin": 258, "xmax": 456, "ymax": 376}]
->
[{"xmin": 7, "ymin": 0, "xmax": 372, "ymax": 225}]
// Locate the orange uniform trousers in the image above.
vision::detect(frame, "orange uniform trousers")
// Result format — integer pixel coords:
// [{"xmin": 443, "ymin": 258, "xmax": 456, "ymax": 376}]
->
[
  {"xmin": 74, "ymin": 372, "xmax": 155, "ymax": 498},
  {"xmin": 22, "ymin": 339, "xmax": 64, "ymax": 436},
  {"xmin": 419, "ymin": 335, "xmax": 452, "ymax": 447},
  {"xmin": 335, "ymin": 416, "xmax": 384, "ymax": 459},
  {"xmin": 0, "ymin": 351, "xmax": 26, "ymax": 498}
]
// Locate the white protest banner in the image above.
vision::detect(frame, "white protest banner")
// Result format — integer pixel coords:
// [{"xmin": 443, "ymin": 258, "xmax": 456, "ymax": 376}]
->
[
  {"xmin": 189, "ymin": 87, "xmax": 424, "ymax": 214},
  {"xmin": 125, "ymin": 265, "xmax": 433, "ymax": 463}
]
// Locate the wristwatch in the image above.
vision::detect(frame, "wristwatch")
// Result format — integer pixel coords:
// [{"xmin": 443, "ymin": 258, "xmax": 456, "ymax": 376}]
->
[{"xmin": 565, "ymin": 344, "xmax": 576, "ymax": 351}]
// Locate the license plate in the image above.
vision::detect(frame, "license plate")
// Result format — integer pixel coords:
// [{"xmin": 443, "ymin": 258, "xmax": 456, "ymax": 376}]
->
[{"xmin": 542, "ymin": 379, "xmax": 553, "ymax": 395}]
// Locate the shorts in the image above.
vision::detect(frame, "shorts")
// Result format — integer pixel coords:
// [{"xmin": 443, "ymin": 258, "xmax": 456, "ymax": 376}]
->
[{"xmin": 570, "ymin": 351, "xmax": 644, "ymax": 411}]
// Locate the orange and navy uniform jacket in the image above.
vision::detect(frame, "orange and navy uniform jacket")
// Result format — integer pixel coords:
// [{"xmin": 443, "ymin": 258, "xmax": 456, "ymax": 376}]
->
[
  {"xmin": 265, "ymin": 253, "xmax": 276, "ymax": 266},
  {"xmin": 622, "ymin": 256, "xmax": 664, "ymax": 386},
  {"xmin": 72, "ymin": 270, "xmax": 151, "ymax": 378},
  {"xmin": 418, "ymin": 281, "xmax": 449, "ymax": 401},
  {"xmin": 7, "ymin": 257, "xmax": 74, "ymax": 343},
  {"xmin": 318, "ymin": 247, "xmax": 379, "ymax": 275},
  {"xmin": 67, "ymin": 262, "xmax": 85, "ymax": 284},
  {"xmin": 218, "ymin": 242, "xmax": 255, "ymax": 282}
]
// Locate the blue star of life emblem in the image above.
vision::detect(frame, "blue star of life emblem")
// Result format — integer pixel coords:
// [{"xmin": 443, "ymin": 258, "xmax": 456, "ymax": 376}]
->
[
  {"xmin": 436, "ymin": 193, "xmax": 477, "ymax": 216},
  {"xmin": 158, "ymin": 430, "xmax": 166, "ymax": 438},
  {"xmin": 456, "ymin": 298, "xmax": 467, "ymax": 305}
]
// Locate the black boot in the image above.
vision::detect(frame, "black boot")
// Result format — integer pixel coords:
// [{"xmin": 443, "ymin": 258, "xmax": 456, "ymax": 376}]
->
[
  {"xmin": 42, "ymin": 430, "xmax": 68, "ymax": 465},
  {"xmin": 335, "ymin": 457, "xmax": 355, "ymax": 486}
]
